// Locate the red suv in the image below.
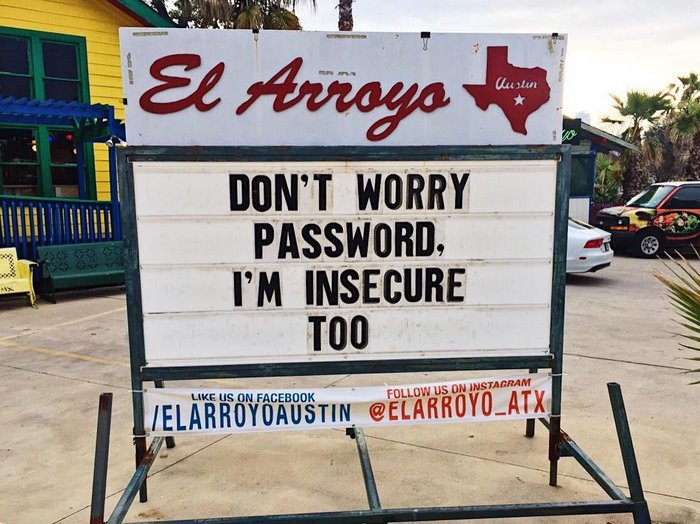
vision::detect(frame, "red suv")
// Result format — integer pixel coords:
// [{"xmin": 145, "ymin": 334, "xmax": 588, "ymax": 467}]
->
[{"xmin": 595, "ymin": 182, "xmax": 700, "ymax": 257}]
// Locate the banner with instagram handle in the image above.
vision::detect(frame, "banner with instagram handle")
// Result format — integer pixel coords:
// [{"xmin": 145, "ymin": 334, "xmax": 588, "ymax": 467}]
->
[{"xmin": 145, "ymin": 373, "xmax": 551, "ymax": 435}]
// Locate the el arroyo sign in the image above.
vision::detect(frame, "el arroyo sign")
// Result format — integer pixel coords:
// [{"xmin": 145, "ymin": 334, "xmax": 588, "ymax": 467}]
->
[
  {"xmin": 119, "ymin": 30, "xmax": 565, "ymax": 428},
  {"xmin": 120, "ymin": 30, "xmax": 566, "ymax": 146}
]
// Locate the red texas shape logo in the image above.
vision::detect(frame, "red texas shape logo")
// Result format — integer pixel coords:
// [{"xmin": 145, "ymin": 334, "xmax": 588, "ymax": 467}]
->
[{"xmin": 463, "ymin": 46, "xmax": 551, "ymax": 135}]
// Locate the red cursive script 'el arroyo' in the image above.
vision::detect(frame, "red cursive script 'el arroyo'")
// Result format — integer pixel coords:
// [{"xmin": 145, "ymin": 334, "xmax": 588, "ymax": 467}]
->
[
  {"xmin": 137, "ymin": 54, "xmax": 450, "ymax": 141},
  {"xmin": 235, "ymin": 57, "xmax": 450, "ymax": 141}
]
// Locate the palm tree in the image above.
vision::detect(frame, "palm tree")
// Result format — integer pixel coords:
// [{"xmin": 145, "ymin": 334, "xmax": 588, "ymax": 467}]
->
[
  {"xmin": 338, "ymin": 0, "xmax": 353, "ymax": 31},
  {"xmin": 151, "ymin": 0, "xmax": 316, "ymax": 30},
  {"xmin": 667, "ymin": 73, "xmax": 700, "ymax": 181},
  {"xmin": 603, "ymin": 91, "xmax": 673, "ymax": 199},
  {"xmin": 676, "ymin": 73, "xmax": 700, "ymax": 106},
  {"xmin": 644, "ymin": 119, "xmax": 677, "ymax": 183},
  {"xmin": 673, "ymin": 100, "xmax": 700, "ymax": 181}
]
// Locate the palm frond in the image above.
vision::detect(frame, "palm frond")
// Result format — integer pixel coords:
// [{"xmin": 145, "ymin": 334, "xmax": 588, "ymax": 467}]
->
[
  {"xmin": 674, "ymin": 101, "xmax": 700, "ymax": 137},
  {"xmin": 235, "ymin": 3, "xmax": 263, "ymax": 28},
  {"xmin": 676, "ymin": 334, "xmax": 700, "ymax": 344},
  {"xmin": 265, "ymin": 6, "xmax": 302, "ymax": 29},
  {"xmin": 601, "ymin": 116, "xmax": 624, "ymax": 125},
  {"xmin": 653, "ymin": 250, "xmax": 700, "ymax": 383},
  {"xmin": 199, "ymin": 0, "xmax": 237, "ymax": 26}
]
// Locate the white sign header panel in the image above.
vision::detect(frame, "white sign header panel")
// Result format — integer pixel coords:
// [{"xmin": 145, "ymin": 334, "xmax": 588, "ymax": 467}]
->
[
  {"xmin": 120, "ymin": 30, "xmax": 566, "ymax": 146},
  {"xmin": 133, "ymin": 160, "xmax": 555, "ymax": 367}
]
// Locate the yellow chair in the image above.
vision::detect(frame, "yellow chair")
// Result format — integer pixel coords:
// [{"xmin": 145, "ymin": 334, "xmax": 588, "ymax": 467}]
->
[{"xmin": 0, "ymin": 247, "xmax": 38, "ymax": 308}]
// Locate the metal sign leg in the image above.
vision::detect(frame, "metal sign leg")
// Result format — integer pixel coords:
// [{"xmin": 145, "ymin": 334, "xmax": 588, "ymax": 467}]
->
[
  {"xmin": 134, "ymin": 434, "xmax": 148, "ymax": 502},
  {"xmin": 525, "ymin": 367, "xmax": 538, "ymax": 438},
  {"xmin": 548, "ymin": 416, "xmax": 561, "ymax": 486},
  {"xmin": 547, "ymin": 150, "xmax": 569, "ymax": 487},
  {"xmin": 109, "ymin": 437, "xmax": 164, "ymax": 524},
  {"xmin": 130, "ymin": 377, "xmax": 148, "ymax": 503},
  {"xmin": 154, "ymin": 380, "xmax": 176, "ymax": 449},
  {"xmin": 607, "ymin": 383, "xmax": 652, "ymax": 524},
  {"xmin": 548, "ymin": 370, "xmax": 563, "ymax": 486},
  {"xmin": 347, "ymin": 427, "xmax": 381, "ymax": 511},
  {"xmin": 90, "ymin": 393, "xmax": 113, "ymax": 524}
]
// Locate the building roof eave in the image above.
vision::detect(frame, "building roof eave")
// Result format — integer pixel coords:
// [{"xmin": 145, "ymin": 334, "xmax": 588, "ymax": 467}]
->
[
  {"xmin": 0, "ymin": 96, "xmax": 125, "ymax": 141},
  {"xmin": 106, "ymin": 0, "xmax": 176, "ymax": 28},
  {"xmin": 580, "ymin": 120, "xmax": 639, "ymax": 154}
]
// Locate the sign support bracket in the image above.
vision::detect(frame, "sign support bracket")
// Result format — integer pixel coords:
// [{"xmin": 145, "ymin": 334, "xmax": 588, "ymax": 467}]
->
[
  {"xmin": 347, "ymin": 426, "xmax": 382, "ymax": 510},
  {"xmin": 90, "ymin": 382, "xmax": 651, "ymax": 524}
]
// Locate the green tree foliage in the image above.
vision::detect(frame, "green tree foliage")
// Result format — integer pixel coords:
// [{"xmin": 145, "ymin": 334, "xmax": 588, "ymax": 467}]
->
[
  {"xmin": 594, "ymin": 153, "xmax": 622, "ymax": 202},
  {"xmin": 603, "ymin": 91, "xmax": 672, "ymax": 199},
  {"xmin": 673, "ymin": 99, "xmax": 700, "ymax": 181},
  {"xmin": 604, "ymin": 73, "xmax": 700, "ymax": 196},
  {"xmin": 150, "ymin": 0, "xmax": 315, "ymax": 29},
  {"xmin": 674, "ymin": 73, "xmax": 700, "ymax": 106},
  {"xmin": 644, "ymin": 120, "xmax": 676, "ymax": 183}
]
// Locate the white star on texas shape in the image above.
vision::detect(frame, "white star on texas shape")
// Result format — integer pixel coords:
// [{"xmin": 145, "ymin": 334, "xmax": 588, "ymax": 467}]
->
[{"xmin": 514, "ymin": 94, "xmax": 525, "ymax": 106}]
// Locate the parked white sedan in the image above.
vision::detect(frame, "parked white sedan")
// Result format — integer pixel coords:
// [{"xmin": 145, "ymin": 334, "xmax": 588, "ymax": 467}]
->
[{"xmin": 567, "ymin": 218, "xmax": 613, "ymax": 274}]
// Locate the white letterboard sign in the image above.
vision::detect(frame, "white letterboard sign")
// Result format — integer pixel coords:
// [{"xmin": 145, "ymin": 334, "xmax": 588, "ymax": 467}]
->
[
  {"xmin": 133, "ymin": 160, "xmax": 556, "ymax": 367},
  {"xmin": 120, "ymin": 30, "xmax": 566, "ymax": 146}
]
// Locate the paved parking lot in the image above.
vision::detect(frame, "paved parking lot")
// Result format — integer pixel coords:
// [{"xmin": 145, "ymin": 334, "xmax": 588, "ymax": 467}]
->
[{"xmin": 1, "ymin": 254, "xmax": 699, "ymax": 523}]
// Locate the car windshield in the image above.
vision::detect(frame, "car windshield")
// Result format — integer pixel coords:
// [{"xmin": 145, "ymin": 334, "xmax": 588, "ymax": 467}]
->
[{"xmin": 626, "ymin": 185, "xmax": 675, "ymax": 208}]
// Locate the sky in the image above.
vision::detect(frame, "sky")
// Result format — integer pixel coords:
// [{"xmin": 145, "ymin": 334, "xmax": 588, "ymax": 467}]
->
[{"xmin": 297, "ymin": 0, "xmax": 700, "ymax": 129}]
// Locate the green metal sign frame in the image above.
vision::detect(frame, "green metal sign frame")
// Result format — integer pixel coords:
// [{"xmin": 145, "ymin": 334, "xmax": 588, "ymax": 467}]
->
[{"xmin": 88, "ymin": 144, "xmax": 651, "ymax": 524}]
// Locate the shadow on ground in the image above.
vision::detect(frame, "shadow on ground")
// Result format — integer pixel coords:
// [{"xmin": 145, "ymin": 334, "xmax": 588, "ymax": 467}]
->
[
  {"xmin": 0, "ymin": 285, "xmax": 125, "ymax": 311},
  {"xmin": 566, "ymin": 273, "xmax": 617, "ymax": 287}
]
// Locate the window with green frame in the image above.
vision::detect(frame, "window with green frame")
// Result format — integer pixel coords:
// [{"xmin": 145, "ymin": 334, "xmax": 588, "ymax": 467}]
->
[{"xmin": 0, "ymin": 27, "xmax": 95, "ymax": 199}]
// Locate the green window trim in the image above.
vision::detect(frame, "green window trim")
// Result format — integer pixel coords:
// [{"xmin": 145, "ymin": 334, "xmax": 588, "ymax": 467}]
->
[{"xmin": 0, "ymin": 26, "xmax": 95, "ymax": 199}]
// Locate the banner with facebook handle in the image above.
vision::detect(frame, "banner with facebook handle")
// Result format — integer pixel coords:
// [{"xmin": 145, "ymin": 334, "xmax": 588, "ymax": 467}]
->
[{"xmin": 144, "ymin": 373, "xmax": 552, "ymax": 436}]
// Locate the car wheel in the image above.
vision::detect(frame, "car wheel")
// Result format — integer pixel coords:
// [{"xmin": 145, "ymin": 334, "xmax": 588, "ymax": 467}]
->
[{"xmin": 633, "ymin": 230, "xmax": 663, "ymax": 258}]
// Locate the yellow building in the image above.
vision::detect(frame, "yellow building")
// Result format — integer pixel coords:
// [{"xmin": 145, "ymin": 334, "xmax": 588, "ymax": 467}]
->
[{"xmin": 0, "ymin": 0, "xmax": 173, "ymax": 201}]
